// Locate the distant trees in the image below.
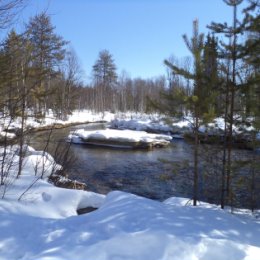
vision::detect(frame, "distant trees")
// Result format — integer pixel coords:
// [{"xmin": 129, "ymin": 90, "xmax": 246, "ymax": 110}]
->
[
  {"xmin": 89, "ymin": 49, "xmax": 166, "ymax": 114},
  {"xmin": 92, "ymin": 50, "xmax": 118, "ymax": 112},
  {"xmin": 0, "ymin": 9, "xmax": 171, "ymax": 118},
  {"xmin": 53, "ymin": 48, "xmax": 83, "ymax": 119},
  {"xmin": 0, "ymin": 12, "xmax": 85, "ymax": 120}
]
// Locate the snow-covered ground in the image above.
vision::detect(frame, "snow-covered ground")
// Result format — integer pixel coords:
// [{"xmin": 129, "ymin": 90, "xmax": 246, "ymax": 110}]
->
[
  {"xmin": 1, "ymin": 110, "xmax": 259, "ymax": 142},
  {"xmin": 111, "ymin": 116, "xmax": 260, "ymax": 137},
  {"xmin": 0, "ymin": 110, "xmax": 115, "ymax": 139},
  {"xmin": 0, "ymin": 145, "xmax": 259, "ymax": 260},
  {"xmin": 110, "ymin": 117, "xmax": 174, "ymax": 133}
]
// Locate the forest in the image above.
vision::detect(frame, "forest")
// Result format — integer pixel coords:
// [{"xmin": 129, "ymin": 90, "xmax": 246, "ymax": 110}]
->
[
  {"xmin": 0, "ymin": 1, "xmax": 259, "ymax": 260},
  {"xmin": 0, "ymin": 0, "xmax": 259, "ymax": 210}
]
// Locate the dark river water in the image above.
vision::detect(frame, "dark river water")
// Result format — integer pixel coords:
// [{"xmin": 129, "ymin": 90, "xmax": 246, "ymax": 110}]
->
[{"xmin": 28, "ymin": 123, "xmax": 259, "ymax": 208}]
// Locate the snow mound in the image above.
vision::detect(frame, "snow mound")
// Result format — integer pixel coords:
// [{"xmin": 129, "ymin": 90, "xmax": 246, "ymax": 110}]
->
[
  {"xmin": 68, "ymin": 128, "xmax": 172, "ymax": 148},
  {"xmin": 0, "ymin": 191, "xmax": 259, "ymax": 260}
]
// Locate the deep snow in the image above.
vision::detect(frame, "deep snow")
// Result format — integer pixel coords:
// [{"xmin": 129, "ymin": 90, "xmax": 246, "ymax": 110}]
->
[{"xmin": 0, "ymin": 145, "xmax": 259, "ymax": 260}]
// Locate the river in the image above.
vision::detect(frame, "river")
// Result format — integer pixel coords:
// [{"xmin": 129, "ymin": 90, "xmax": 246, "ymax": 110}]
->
[{"xmin": 28, "ymin": 123, "xmax": 259, "ymax": 208}]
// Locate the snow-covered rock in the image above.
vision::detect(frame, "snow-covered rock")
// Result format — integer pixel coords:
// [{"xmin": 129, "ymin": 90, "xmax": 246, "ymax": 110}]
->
[{"xmin": 68, "ymin": 129, "xmax": 172, "ymax": 149}]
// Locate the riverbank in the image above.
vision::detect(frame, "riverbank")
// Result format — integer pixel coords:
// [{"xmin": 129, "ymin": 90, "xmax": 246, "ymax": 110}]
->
[
  {"xmin": 1, "ymin": 111, "xmax": 259, "ymax": 150},
  {"xmin": 0, "ymin": 110, "xmax": 115, "ymax": 140},
  {"xmin": 111, "ymin": 116, "xmax": 260, "ymax": 150},
  {"xmin": 0, "ymin": 144, "xmax": 259, "ymax": 260}
]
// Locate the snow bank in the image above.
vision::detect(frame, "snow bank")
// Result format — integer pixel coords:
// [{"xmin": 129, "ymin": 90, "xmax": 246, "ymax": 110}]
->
[
  {"xmin": 0, "ymin": 145, "xmax": 105, "ymax": 218},
  {"xmin": 110, "ymin": 117, "xmax": 192, "ymax": 136},
  {"xmin": 112, "ymin": 116, "xmax": 260, "ymax": 139},
  {"xmin": 24, "ymin": 110, "xmax": 114, "ymax": 128},
  {"xmin": 111, "ymin": 118, "xmax": 173, "ymax": 132},
  {"xmin": 0, "ymin": 110, "xmax": 116, "ymax": 140},
  {"xmin": 0, "ymin": 190, "xmax": 259, "ymax": 260}
]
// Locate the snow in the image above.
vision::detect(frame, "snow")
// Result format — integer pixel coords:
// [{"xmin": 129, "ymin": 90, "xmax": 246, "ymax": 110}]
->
[
  {"xmin": 1, "ymin": 110, "xmax": 260, "ymax": 142},
  {"xmin": 111, "ymin": 116, "xmax": 260, "ymax": 138},
  {"xmin": 69, "ymin": 128, "xmax": 172, "ymax": 143},
  {"xmin": 0, "ymin": 186, "xmax": 259, "ymax": 260},
  {"xmin": 0, "ymin": 145, "xmax": 259, "ymax": 259},
  {"xmin": 111, "ymin": 118, "xmax": 173, "ymax": 132},
  {"xmin": 0, "ymin": 112, "xmax": 260, "ymax": 259},
  {"xmin": 0, "ymin": 110, "xmax": 116, "ymax": 140}
]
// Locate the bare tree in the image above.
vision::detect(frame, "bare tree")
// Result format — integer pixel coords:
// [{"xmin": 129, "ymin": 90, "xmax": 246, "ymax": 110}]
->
[{"xmin": 0, "ymin": 0, "xmax": 26, "ymax": 29}]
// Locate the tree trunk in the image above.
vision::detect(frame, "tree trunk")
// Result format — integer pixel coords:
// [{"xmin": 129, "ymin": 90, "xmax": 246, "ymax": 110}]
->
[{"xmin": 193, "ymin": 115, "xmax": 199, "ymax": 206}]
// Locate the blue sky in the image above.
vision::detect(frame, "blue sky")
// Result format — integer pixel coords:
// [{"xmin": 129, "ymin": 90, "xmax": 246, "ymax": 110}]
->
[{"xmin": 17, "ymin": 0, "xmax": 246, "ymax": 83}]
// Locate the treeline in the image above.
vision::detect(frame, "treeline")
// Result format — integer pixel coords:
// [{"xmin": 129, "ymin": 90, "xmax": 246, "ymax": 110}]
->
[
  {"xmin": 0, "ymin": 1, "xmax": 258, "ymax": 121},
  {"xmin": 0, "ymin": 11, "xmax": 81, "ymax": 120},
  {"xmin": 0, "ymin": 12, "xmax": 168, "ymax": 120}
]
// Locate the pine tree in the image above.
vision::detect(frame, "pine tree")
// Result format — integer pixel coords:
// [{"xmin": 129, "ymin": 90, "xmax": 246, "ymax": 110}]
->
[
  {"xmin": 241, "ymin": 0, "xmax": 260, "ymax": 212},
  {"xmin": 92, "ymin": 50, "xmax": 117, "ymax": 112},
  {"xmin": 0, "ymin": 28, "xmax": 33, "ymax": 178},
  {"xmin": 203, "ymin": 34, "xmax": 221, "ymax": 115},
  {"xmin": 242, "ymin": 0, "xmax": 260, "ymax": 120},
  {"xmin": 165, "ymin": 20, "xmax": 216, "ymax": 206},
  {"xmin": 208, "ymin": 0, "xmax": 244, "ymax": 208},
  {"xmin": 25, "ymin": 12, "xmax": 67, "ymax": 116},
  {"xmin": 1, "ymin": 30, "xmax": 24, "ymax": 118}
]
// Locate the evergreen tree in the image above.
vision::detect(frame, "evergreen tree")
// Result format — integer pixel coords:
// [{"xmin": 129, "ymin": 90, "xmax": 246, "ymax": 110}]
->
[
  {"xmin": 0, "ymin": 28, "xmax": 33, "ymax": 178},
  {"xmin": 203, "ymin": 34, "xmax": 221, "ymax": 115},
  {"xmin": 1, "ymin": 30, "xmax": 25, "ymax": 118},
  {"xmin": 208, "ymin": 0, "xmax": 243, "ymax": 209},
  {"xmin": 242, "ymin": 0, "xmax": 260, "ymax": 119},
  {"xmin": 92, "ymin": 49, "xmax": 117, "ymax": 112},
  {"xmin": 164, "ymin": 20, "xmax": 216, "ymax": 206},
  {"xmin": 25, "ymin": 12, "xmax": 67, "ymax": 116},
  {"xmin": 241, "ymin": 0, "xmax": 260, "ymax": 212}
]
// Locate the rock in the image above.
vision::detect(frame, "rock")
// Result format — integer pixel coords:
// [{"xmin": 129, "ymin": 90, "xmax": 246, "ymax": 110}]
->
[
  {"xmin": 77, "ymin": 207, "xmax": 98, "ymax": 215},
  {"xmin": 49, "ymin": 174, "xmax": 86, "ymax": 190}
]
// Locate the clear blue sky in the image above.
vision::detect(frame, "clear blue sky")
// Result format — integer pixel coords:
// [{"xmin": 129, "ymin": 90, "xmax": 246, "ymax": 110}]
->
[{"xmin": 17, "ymin": 0, "xmax": 246, "ymax": 83}]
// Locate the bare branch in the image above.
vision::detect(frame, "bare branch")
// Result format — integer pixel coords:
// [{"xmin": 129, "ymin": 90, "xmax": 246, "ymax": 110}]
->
[{"xmin": 0, "ymin": 0, "xmax": 27, "ymax": 29}]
